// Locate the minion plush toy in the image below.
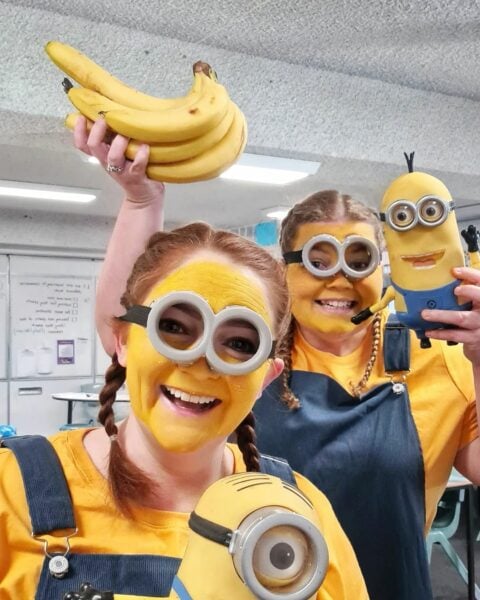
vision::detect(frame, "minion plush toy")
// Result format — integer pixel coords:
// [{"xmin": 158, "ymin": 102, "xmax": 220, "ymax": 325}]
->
[
  {"xmin": 64, "ymin": 473, "xmax": 329, "ymax": 600},
  {"xmin": 352, "ymin": 152, "xmax": 480, "ymax": 348}
]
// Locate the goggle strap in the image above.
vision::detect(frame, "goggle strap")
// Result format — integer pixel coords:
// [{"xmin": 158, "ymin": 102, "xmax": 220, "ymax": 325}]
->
[
  {"xmin": 283, "ymin": 250, "xmax": 303, "ymax": 264},
  {"xmin": 118, "ymin": 304, "xmax": 151, "ymax": 327},
  {"xmin": 378, "ymin": 212, "xmax": 386, "ymax": 222},
  {"xmin": 189, "ymin": 511, "xmax": 233, "ymax": 547}
]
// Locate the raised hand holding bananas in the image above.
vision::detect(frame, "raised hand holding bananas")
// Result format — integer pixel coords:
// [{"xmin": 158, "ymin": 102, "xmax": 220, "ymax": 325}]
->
[{"xmin": 46, "ymin": 41, "xmax": 247, "ymax": 183}]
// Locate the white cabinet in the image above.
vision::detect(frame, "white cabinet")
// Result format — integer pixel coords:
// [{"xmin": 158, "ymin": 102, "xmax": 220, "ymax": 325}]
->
[
  {"xmin": 9, "ymin": 378, "xmax": 89, "ymax": 436},
  {"xmin": 3, "ymin": 254, "xmax": 108, "ymax": 434}
]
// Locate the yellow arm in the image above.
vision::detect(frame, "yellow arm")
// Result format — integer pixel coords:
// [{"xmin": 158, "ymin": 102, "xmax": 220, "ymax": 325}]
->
[
  {"xmin": 369, "ymin": 285, "xmax": 395, "ymax": 313},
  {"xmin": 468, "ymin": 250, "xmax": 480, "ymax": 270},
  {"xmin": 351, "ymin": 286, "xmax": 395, "ymax": 324},
  {"xmin": 461, "ymin": 225, "xmax": 480, "ymax": 270}
]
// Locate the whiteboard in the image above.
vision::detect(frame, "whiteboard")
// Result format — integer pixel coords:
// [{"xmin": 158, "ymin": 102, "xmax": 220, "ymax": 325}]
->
[
  {"xmin": 93, "ymin": 260, "xmax": 113, "ymax": 378},
  {"xmin": 0, "ymin": 256, "xmax": 7, "ymax": 380},
  {"xmin": 96, "ymin": 329, "xmax": 111, "ymax": 379},
  {"xmin": 9, "ymin": 255, "xmax": 96, "ymax": 378}
]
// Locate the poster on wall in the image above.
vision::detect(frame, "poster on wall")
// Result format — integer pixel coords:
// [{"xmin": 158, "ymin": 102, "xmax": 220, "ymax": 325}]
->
[
  {"xmin": 0, "ymin": 256, "xmax": 7, "ymax": 380},
  {"xmin": 10, "ymin": 275, "xmax": 93, "ymax": 378}
]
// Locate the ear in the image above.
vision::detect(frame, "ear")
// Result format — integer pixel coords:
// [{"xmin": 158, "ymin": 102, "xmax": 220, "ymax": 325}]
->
[
  {"xmin": 114, "ymin": 330, "xmax": 127, "ymax": 367},
  {"xmin": 260, "ymin": 358, "xmax": 284, "ymax": 392}
]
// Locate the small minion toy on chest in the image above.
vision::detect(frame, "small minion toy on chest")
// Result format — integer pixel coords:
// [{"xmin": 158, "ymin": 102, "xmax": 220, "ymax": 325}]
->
[
  {"xmin": 352, "ymin": 152, "xmax": 480, "ymax": 347},
  {"xmin": 65, "ymin": 473, "xmax": 329, "ymax": 600}
]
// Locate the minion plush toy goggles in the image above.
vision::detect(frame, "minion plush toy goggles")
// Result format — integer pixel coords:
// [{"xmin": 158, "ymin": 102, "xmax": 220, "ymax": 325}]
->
[
  {"xmin": 352, "ymin": 152, "xmax": 480, "ymax": 348},
  {"xmin": 65, "ymin": 474, "xmax": 329, "ymax": 600}
]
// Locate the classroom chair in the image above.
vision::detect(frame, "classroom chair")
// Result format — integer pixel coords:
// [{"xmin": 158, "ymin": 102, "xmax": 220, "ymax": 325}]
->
[{"xmin": 426, "ymin": 487, "xmax": 480, "ymax": 599}]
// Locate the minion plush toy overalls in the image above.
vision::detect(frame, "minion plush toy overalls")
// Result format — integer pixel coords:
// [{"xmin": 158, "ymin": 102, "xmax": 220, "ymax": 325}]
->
[
  {"xmin": 63, "ymin": 473, "xmax": 329, "ymax": 600},
  {"xmin": 352, "ymin": 152, "xmax": 480, "ymax": 347}
]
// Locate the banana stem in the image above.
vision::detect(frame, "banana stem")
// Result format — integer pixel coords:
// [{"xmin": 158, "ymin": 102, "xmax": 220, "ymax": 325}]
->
[{"xmin": 62, "ymin": 77, "xmax": 74, "ymax": 93}]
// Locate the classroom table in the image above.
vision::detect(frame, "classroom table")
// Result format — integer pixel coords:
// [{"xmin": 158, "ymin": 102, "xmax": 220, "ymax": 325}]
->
[{"xmin": 52, "ymin": 392, "xmax": 130, "ymax": 425}]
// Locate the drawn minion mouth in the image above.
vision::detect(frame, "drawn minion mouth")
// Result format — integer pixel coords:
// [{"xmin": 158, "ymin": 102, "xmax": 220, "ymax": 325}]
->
[{"xmin": 400, "ymin": 250, "xmax": 445, "ymax": 269}]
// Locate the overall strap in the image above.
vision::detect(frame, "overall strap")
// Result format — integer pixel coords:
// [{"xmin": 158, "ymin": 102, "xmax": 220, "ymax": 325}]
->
[
  {"xmin": 383, "ymin": 314, "xmax": 411, "ymax": 373},
  {"xmin": 172, "ymin": 576, "xmax": 192, "ymax": 600},
  {"xmin": 1, "ymin": 435, "xmax": 75, "ymax": 535},
  {"xmin": 259, "ymin": 453, "xmax": 296, "ymax": 486}
]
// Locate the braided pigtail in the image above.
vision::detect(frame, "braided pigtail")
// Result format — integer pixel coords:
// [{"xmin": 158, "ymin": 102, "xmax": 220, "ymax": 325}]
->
[
  {"xmin": 98, "ymin": 353, "xmax": 152, "ymax": 516},
  {"xmin": 277, "ymin": 317, "xmax": 300, "ymax": 410},
  {"xmin": 98, "ymin": 353, "xmax": 124, "ymax": 439},
  {"xmin": 235, "ymin": 411, "xmax": 260, "ymax": 472}
]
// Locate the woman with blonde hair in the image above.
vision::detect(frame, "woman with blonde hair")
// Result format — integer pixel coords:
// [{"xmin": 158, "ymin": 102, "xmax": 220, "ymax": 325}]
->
[{"xmin": 254, "ymin": 188, "xmax": 480, "ymax": 599}]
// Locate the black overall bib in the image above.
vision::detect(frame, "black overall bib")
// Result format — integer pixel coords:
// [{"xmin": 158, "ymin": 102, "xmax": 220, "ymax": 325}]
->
[
  {"xmin": 254, "ymin": 316, "xmax": 432, "ymax": 600},
  {"xmin": 2, "ymin": 436, "xmax": 295, "ymax": 598}
]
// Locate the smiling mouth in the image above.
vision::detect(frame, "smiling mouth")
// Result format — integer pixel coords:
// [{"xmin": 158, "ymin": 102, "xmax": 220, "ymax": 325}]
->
[
  {"xmin": 401, "ymin": 250, "xmax": 445, "ymax": 269},
  {"xmin": 314, "ymin": 299, "xmax": 357, "ymax": 312},
  {"xmin": 161, "ymin": 385, "xmax": 221, "ymax": 413}
]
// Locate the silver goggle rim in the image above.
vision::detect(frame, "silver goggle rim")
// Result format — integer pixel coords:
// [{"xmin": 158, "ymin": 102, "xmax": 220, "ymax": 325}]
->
[
  {"xmin": 189, "ymin": 508, "xmax": 328, "ymax": 600},
  {"xmin": 380, "ymin": 196, "xmax": 454, "ymax": 232},
  {"xmin": 232, "ymin": 510, "xmax": 328, "ymax": 600},
  {"xmin": 299, "ymin": 234, "xmax": 380, "ymax": 279},
  {"xmin": 130, "ymin": 291, "xmax": 274, "ymax": 376}
]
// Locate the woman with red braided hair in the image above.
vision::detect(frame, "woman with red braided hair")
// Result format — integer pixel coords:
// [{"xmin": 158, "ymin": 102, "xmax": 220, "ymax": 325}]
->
[{"xmin": 0, "ymin": 118, "xmax": 367, "ymax": 599}]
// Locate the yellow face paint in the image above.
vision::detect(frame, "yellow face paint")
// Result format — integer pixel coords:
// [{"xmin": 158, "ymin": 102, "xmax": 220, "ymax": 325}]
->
[
  {"xmin": 124, "ymin": 259, "xmax": 274, "ymax": 453},
  {"xmin": 286, "ymin": 222, "xmax": 383, "ymax": 334}
]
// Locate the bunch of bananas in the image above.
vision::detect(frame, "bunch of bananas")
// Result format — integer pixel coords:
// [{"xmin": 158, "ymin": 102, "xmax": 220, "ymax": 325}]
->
[{"xmin": 45, "ymin": 41, "xmax": 247, "ymax": 183}]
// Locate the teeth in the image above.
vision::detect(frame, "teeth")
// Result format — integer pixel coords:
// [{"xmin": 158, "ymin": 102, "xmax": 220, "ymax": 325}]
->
[
  {"xmin": 319, "ymin": 300, "xmax": 354, "ymax": 308},
  {"xmin": 165, "ymin": 386, "xmax": 216, "ymax": 405}
]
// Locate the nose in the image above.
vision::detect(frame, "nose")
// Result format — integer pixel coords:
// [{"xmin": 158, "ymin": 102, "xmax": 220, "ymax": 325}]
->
[
  {"xmin": 325, "ymin": 271, "xmax": 354, "ymax": 288},
  {"xmin": 177, "ymin": 356, "xmax": 221, "ymax": 380}
]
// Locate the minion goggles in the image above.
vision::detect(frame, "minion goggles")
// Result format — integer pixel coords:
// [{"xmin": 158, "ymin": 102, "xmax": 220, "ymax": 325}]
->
[
  {"xmin": 119, "ymin": 291, "xmax": 275, "ymax": 376},
  {"xmin": 283, "ymin": 234, "xmax": 380, "ymax": 279},
  {"xmin": 380, "ymin": 196, "xmax": 455, "ymax": 232},
  {"xmin": 187, "ymin": 507, "xmax": 329, "ymax": 600}
]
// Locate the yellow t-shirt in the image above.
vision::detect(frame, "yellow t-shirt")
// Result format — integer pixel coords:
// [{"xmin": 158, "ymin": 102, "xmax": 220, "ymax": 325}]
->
[
  {"xmin": 292, "ymin": 309, "xmax": 477, "ymax": 531},
  {"xmin": 0, "ymin": 429, "xmax": 368, "ymax": 599}
]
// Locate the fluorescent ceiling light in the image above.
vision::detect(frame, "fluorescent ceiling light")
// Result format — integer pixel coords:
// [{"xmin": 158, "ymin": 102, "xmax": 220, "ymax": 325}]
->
[
  {"xmin": 262, "ymin": 206, "xmax": 291, "ymax": 220},
  {"xmin": 0, "ymin": 180, "xmax": 97, "ymax": 203},
  {"xmin": 220, "ymin": 153, "xmax": 320, "ymax": 185}
]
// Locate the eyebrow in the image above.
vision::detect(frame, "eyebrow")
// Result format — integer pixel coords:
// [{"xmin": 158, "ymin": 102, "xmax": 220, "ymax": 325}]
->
[
  {"xmin": 162, "ymin": 303, "xmax": 203, "ymax": 319},
  {"xmin": 343, "ymin": 233, "xmax": 370, "ymax": 240},
  {"xmin": 221, "ymin": 319, "xmax": 257, "ymax": 331}
]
